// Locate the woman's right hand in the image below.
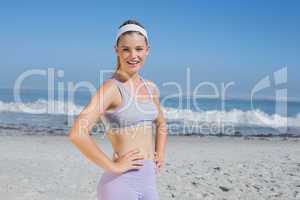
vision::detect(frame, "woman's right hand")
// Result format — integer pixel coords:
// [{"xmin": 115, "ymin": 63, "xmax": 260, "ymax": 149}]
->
[{"xmin": 110, "ymin": 148, "xmax": 144, "ymax": 174}]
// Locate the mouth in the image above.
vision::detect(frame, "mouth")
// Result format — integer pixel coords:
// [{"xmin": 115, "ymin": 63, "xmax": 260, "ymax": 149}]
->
[{"xmin": 126, "ymin": 60, "xmax": 140, "ymax": 66}]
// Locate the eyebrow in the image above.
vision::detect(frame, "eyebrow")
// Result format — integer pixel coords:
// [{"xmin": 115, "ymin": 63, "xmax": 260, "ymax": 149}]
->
[{"xmin": 120, "ymin": 45, "xmax": 144, "ymax": 48}]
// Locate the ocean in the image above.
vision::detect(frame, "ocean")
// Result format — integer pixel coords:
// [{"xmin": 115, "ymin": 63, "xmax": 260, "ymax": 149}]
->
[{"xmin": 0, "ymin": 88, "xmax": 299, "ymax": 136}]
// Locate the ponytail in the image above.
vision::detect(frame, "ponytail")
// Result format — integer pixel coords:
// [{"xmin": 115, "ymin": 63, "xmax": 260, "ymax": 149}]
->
[{"xmin": 114, "ymin": 56, "xmax": 121, "ymax": 75}]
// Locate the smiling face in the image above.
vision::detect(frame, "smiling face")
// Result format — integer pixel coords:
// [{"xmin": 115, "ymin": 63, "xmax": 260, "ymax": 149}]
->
[{"xmin": 115, "ymin": 32, "xmax": 149, "ymax": 75}]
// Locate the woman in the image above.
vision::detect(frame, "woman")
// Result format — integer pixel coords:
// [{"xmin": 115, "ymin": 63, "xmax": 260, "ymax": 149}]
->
[{"xmin": 68, "ymin": 19, "xmax": 167, "ymax": 200}]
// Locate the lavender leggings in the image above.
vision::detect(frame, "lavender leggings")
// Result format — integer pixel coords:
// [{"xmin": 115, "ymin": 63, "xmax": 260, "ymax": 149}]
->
[{"xmin": 97, "ymin": 160, "xmax": 159, "ymax": 200}]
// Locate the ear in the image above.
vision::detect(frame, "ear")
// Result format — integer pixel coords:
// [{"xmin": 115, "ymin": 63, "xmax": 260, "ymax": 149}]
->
[
  {"xmin": 114, "ymin": 45, "xmax": 118, "ymax": 54},
  {"xmin": 145, "ymin": 46, "xmax": 150, "ymax": 56}
]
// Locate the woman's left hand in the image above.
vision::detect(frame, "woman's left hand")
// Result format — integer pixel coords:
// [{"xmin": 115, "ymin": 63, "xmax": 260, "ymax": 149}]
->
[{"xmin": 154, "ymin": 151, "xmax": 165, "ymax": 174}]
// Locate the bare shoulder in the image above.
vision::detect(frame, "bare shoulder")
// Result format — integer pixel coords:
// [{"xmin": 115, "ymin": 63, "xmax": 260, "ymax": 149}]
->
[
  {"xmin": 144, "ymin": 79, "xmax": 159, "ymax": 96},
  {"xmin": 84, "ymin": 79, "xmax": 119, "ymax": 113},
  {"xmin": 100, "ymin": 79, "xmax": 116, "ymax": 90},
  {"xmin": 95, "ymin": 79, "xmax": 119, "ymax": 96}
]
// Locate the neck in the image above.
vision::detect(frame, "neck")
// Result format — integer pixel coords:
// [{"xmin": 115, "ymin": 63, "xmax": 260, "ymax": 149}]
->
[{"xmin": 114, "ymin": 70, "xmax": 140, "ymax": 82}]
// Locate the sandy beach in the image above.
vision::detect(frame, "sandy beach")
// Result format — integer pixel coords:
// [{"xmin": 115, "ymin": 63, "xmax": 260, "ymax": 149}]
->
[{"xmin": 0, "ymin": 134, "xmax": 299, "ymax": 200}]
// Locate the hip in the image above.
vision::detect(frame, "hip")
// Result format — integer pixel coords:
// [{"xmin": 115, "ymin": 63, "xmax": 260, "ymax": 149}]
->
[{"xmin": 99, "ymin": 159, "xmax": 157, "ymax": 185}]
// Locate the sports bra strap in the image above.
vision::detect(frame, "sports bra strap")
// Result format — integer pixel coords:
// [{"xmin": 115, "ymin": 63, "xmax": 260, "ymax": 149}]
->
[
  {"xmin": 111, "ymin": 76, "xmax": 152, "ymax": 99},
  {"xmin": 111, "ymin": 78, "xmax": 129, "ymax": 99},
  {"xmin": 140, "ymin": 77, "xmax": 153, "ymax": 98}
]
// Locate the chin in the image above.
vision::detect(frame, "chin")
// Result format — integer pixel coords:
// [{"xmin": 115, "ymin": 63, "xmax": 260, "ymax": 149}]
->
[{"xmin": 127, "ymin": 65, "xmax": 142, "ymax": 72}]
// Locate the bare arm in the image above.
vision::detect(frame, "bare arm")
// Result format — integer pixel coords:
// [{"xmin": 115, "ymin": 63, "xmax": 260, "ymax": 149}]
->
[
  {"xmin": 148, "ymin": 81, "xmax": 167, "ymax": 164},
  {"xmin": 68, "ymin": 79, "xmax": 117, "ymax": 172}
]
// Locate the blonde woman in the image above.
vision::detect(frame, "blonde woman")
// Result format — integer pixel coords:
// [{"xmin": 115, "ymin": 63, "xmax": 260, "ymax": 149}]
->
[{"xmin": 68, "ymin": 19, "xmax": 167, "ymax": 200}]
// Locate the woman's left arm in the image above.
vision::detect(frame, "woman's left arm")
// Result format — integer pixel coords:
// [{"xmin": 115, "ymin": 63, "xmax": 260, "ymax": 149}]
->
[{"xmin": 148, "ymin": 80, "xmax": 168, "ymax": 172}]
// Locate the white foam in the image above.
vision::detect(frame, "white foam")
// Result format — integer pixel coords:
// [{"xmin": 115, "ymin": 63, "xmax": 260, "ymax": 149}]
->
[
  {"xmin": 0, "ymin": 100, "xmax": 299, "ymax": 128},
  {"xmin": 163, "ymin": 107, "xmax": 300, "ymax": 128},
  {"xmin": 0, "ymin": 99, "xmax": 83, "ymax": 115}
]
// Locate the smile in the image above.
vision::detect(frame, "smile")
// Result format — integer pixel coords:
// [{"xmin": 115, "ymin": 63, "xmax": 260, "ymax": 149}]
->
[{"xmin": 127, "ymin": 60, "xmax": 140, "ymax": 65}]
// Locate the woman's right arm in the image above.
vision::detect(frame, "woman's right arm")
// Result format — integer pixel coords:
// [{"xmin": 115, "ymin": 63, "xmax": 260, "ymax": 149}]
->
[{"xmin": 68, "ymin": 79, "xmax": 117, "ymax": 172}]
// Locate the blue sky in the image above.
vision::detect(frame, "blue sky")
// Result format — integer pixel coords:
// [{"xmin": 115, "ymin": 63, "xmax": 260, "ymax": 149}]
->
[{"xmin": 0, "ymin": 0, "xmax": 299, "ymax": 99}]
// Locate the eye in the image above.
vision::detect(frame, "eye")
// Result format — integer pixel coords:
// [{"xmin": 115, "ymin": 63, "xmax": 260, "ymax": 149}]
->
[
  {"xmin": 122, "ymin": 49, "xmax": 129, "ymax": 52},
  {"xmin": 136, "ymin": 48, "xmax": 143, "ymax": 51}
]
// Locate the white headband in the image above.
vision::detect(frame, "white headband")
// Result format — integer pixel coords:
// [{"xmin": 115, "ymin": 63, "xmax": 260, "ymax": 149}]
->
[{"xmin": 116, "ymin": 24, "xmax": 148, "ymax": 43}]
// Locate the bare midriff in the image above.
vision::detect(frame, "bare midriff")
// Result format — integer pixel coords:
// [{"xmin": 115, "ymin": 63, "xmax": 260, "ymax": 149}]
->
[{"xmin": 105, "ymin": 123, "xmax": 155, "ymax": 161}]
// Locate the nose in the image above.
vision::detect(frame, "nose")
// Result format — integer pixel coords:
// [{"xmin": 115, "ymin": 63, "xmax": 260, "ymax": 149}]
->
[{"xmin": 129, "ymin": 49, "xmax": 138, "ymax": 59}]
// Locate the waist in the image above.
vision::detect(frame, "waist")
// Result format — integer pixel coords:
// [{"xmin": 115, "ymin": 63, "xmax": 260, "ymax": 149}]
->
[
  {"xmin": 106, "ymin": 124, "xmax": 155, "ymax": 161},
  {"xmin": 102, "ymin": 159, "xmax": 156, "ymax": 179},
  {"xmin": 123, "ymin": 159, "xmax": 156, "ymax": 175},
  {"xmin": 113, "ymin": 147, "xmax": 155, "ymax": 161}
]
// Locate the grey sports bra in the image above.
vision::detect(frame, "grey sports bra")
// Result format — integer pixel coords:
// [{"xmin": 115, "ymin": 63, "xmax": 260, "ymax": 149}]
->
[{"xmin": 104, "ymin": 76, "xmax": 159, "ymax": 129}]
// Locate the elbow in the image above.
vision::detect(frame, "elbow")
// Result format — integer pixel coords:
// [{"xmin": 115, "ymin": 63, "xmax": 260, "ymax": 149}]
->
[
  {"xmin": 68, "ymin": 129, "xmax": 89, "ymax": 144},
  {"xmin": 68, "ymin": 133, "xmax": 76, "ymax": 144},
  {"xmin": 68, "ymin": 134, "xmax": 75, "ymax": 141},
  {"xmin": 68, "ymin": 130, "xmax": 80, "ymax": 143}
]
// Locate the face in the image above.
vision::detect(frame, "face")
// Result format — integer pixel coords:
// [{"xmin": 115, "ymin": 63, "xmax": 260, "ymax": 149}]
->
[{"xmin": 115, "ymin": 32, "xmax": 149, "ymax": 74}]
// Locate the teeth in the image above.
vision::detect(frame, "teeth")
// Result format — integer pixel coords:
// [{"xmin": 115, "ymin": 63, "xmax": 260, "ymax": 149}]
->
[{"xmin": 128, "ymin": 61, "xmax": 139, "ymax": 64}]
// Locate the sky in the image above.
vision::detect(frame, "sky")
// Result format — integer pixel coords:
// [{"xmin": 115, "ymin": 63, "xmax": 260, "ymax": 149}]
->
[{"xmin": 0, "ymin": 0, "xmax": 299, "ymax": 99}]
